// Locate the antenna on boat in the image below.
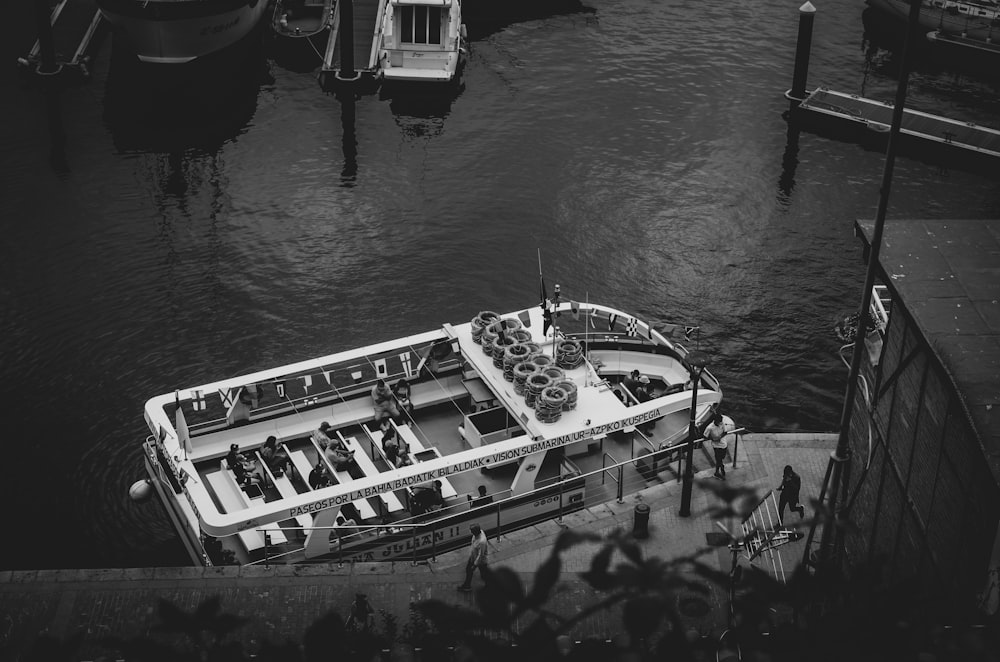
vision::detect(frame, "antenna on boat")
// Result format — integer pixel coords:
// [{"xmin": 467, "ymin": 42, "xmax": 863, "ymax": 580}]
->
[{"xmin": 585, "ymin": 291, "xmax": 591, "ymax": 386}]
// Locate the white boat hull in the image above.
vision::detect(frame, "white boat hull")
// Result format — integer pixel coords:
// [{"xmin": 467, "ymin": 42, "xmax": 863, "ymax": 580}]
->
[{"xmin": 99, "ymin": 0, "xmax": 268, "ymax": 63}]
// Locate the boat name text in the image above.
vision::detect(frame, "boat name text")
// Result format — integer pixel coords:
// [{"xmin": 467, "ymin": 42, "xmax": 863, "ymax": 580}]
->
[{"xmin": 286, "ymin": 409, "xmax": 661, "ymax": 520}]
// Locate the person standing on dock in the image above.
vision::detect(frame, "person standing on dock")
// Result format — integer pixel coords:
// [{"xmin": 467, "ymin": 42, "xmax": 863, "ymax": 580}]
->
[
  {"xmin": 458, "ymin": 524, "xmax": 489, "ymax": 591},
  {"xmin": 705, "ymin": 413, "xmax": 729, "ymax": 479},
  {"xmin": 777, "ymin": 465, "xmax": 806, "ymax": 524}
]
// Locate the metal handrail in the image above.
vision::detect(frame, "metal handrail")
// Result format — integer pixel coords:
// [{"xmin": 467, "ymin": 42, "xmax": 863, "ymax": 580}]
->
[{"xmin": 249, "ymin": 434, "xmax": 752, "ymax": 566}]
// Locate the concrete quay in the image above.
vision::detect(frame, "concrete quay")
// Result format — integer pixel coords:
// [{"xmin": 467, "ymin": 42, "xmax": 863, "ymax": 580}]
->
[{"xmin": 0, "ymin": 433, "xmax": 836, "ymax": 661}]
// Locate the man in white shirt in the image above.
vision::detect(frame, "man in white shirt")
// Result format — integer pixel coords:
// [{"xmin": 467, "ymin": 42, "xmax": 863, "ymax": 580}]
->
[
  {"xmin": 458, "ymin": 524, "xmax": 489, "ymax": 591},
  {"xmin": 705, "ymin": 412, "xmax": 729, "ymax": 479}
]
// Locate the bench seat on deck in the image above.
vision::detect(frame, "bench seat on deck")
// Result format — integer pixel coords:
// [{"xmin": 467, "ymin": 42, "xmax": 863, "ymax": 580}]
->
[
  {"xmin": 287, "ymin": 444, "xmax": 378, "ymax": 521},
  {"xmin": 205, "ymin": 471, "xmax": 266, "ymax": 552},
  {"xmin": 188, "ymin": 373, "xmax": 467, "ymax": 462},
  {"xmin": 256, "ymin": 451, "xmax": 312, "ymax": 532},
  {"xmin": 391, "ymin": 422, "xmax": 458, "ymax": 499},
  {"xmin": 588, "ymin": 350, "xmax": 689, "ymax": 387}
]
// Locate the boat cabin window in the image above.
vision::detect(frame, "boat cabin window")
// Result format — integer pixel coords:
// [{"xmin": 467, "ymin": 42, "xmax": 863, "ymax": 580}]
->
[{"xmin": 400, "ymin": 6, "xmax": 442, "ymax": 45}]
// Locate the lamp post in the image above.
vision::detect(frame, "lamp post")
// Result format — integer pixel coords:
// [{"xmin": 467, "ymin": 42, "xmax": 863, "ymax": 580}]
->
[{"xmin": 679, "ymin": 350, "xmax": 709, "ymax": 517}]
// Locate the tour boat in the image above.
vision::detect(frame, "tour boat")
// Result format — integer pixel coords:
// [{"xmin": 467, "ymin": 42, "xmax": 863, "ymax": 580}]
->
[
  {"xmin": 865, "ymin": 0, "xmax": 1000, "ymax": 42},
  {"xmin": 97, "ymin": 0, "xmax": 269, "ymax": 64},
  {"xmin": 141, "ymin": 299, "xmax": 722, "ymax": 566},
  {"xmin": 377, "ymin": 0, "xmax": 467, "ymax": 84}
]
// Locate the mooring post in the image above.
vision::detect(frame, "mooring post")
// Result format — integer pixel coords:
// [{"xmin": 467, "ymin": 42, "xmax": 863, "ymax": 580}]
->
[
  {"xmin": 786, "ymin": 1, "xmax": 817, "ymax": 103},
  {"xmin": 337, "ymin": 0, "xmax": 359, "ymax": 82},
  {"xmin": 33, "ymin": 0, "xmax": 59, "ymax": 75}
]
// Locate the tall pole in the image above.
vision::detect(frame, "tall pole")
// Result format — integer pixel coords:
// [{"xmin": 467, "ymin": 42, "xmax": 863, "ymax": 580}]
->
[
  {"xmin": 679, "ymin": 350, "xmax": 709, "ymax": 517},
  {"xmin": 337, "ymin": 0, "xmax": 357, "ymax": 81},
  {"xmin": 786, "ymin": 2, "xmax": 817, "ymax": 103},
  {"xmin": 805, "ymin": 0, "xmax": 923, "ymax": 577}
]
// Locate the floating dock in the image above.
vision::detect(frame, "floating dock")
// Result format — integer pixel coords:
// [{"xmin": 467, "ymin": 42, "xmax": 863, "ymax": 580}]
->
[
  {"xmin": 321, "ymin": 0, "xmax": 385, "ymax": 86},
  {"xmin": 794, "ymin": 87, "xmax": 1000, "ymax": 163}
]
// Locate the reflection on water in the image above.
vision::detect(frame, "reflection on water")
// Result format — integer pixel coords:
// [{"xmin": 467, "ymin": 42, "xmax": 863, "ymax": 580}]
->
[
  {"xmin": 383, "ymin": 82, "xmax": 464, "ymax": 141},
  {"xmin": 103, "ymin": 28, "xmax": 272, "ymax": 154}
]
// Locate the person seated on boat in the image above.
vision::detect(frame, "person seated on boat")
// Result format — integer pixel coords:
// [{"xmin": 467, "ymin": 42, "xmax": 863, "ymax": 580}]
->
[
  {"xmin": 392, "ymin": 378, "xmax": 414, "ymax": 418},
  {"xmin": 324, "ymin": 437, "xmax": 356, "ymax": 472},
  {"xmin": 260, "ymin": 435, "xmax": 291, "ymax": 478},
  {"xmin": 410, "ymin": 480, "xmax": 444, "ymax": 516},
  {"xmin": 313, "ymin": 421, "xmax": 336, "ymax": 446},
  {"xmin": 622, "ymin": 369, "xmax": 641, "ymax": 398},
  {"xmin": 613, "ymin": 387, "xmax": 628, "ymax": 405},
  {"xmin": 225, "ymin": 443, "xmax": 261, "ymax": 486},
  {"xmin": 372, "ymin": 379, "xmax": 401, "ymax": 421},
  {"xmin": 335, "ymin": 514, "xmax": 358, "ymax": 539},
  {"xmin": 469, "ymin": 485, "xmax": 493, "ymax": 509},
  {"xmin": 382, "ymin": 424, "xmax": 401, "ymax": 464},
  {"xmin": 635, "ymin": 376, "xmax": 656, "ymax": 432},
  {"xmin": 308, "ymin": 460, "xmax": 333, "ymax": 489}
]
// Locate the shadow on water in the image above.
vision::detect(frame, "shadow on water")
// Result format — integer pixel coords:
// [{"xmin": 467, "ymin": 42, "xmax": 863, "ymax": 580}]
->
[
  {"xmin": 462, "ymin": 0, "xmax": 594, "ymax": 40},
  {"xmin": 380, "ymin": 81, "xmax": 465, "ymax": 141},
  {"xmin": 102, "ymin": 27, "xmax": 273, "ymax": 154}
]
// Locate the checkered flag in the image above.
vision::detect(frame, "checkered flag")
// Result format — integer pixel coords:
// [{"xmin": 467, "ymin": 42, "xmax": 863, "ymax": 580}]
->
[{"xmin": 625, "ymin": 317, "xmax": 637, "ymax": 337}]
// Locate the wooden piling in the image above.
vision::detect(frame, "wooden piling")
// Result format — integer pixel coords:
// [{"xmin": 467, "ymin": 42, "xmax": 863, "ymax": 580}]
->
[{"xmin": 786, "ymin": 1, "xmax": 816, "ymax": 103}]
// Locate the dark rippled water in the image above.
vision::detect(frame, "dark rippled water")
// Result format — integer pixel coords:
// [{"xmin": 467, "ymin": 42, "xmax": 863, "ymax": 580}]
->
[{"xmin": 1, "ymin": 0, "xmax": 998, "ymax": 570}]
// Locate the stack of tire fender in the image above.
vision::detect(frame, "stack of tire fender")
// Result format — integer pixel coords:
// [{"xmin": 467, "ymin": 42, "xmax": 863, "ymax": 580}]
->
[
  {"xmin": 471, "ymin": 311, "xmax": 499, "ymax": 345},
  {"xmin": 556, "ymin": 339, "xmax": 584, "ymax": 369},
  {"xmin": 525, "ymin": 373, "xmax": 551, "ymax": 408},
  {"xmin": 513, "ymin": 360, "xmax": 539, "ymax": 395},
  {"xmin": 535, "ymin": 385, "xmax": 567, "ymax": 423},
  {"xmin": 503, "ymin": 343, "xmax": 531, "ymax": 381},
  {"xmin": 553, "ymin": 379, "xmax": 578, "ymax": 411}
]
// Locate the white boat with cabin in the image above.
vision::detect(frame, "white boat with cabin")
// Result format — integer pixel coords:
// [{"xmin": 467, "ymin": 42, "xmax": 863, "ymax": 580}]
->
[
  {"xmin": 377, "ymin": 0, "xmax": 467, "ymax": 84},
  {"xmin": 141, "ymin": 299, "xmax": 722, "ymax": 566}
]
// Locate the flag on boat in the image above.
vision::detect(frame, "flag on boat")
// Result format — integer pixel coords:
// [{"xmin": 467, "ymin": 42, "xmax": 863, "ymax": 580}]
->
[
  {"xmin": 625, "ymin": 318, "xmax": 637, "ymax": 337},
  {"xmin": 189, "ymin": 389, "xmax": 206, "ymax": 411},
  {"xmin": 219, "ymin": 387, "xmax": 239, "ymax": 409},
  {"xmin": 570, "ymin": 301, "xmax": 580, "ymax": 320},
  {"xmin": 543, "ymin": 307, "xmax": 553, "ymax": 335},
  {"xmin": 175, "ymin": 391, "xmax": 192, "ymax": 460},
  {"xmin": 517, "ymin": 310, "xmax": 531, "ymax": 327},
  {"xmin": 608, "ymin": 313, "xmax": 618, "ymax": 331},
  {"xmin": 684, "ymin": 326, "xmax": 700, "ymax": 340}
]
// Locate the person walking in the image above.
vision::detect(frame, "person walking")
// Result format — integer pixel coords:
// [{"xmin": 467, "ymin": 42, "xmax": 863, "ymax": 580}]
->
[
  {"xmin": 458, "ymin": 524, "xmax": 489, "ymax": 591},
  {"xmin": 705, "ymin": 413, "xmax": 729, "ymax": 479},
  {"xmin": 777, "ymin": 465, "xmax": 806, "ymax": 524}
]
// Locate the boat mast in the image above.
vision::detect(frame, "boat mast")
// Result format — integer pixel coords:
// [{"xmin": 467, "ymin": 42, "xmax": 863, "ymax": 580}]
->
[{"xmin": 804, "ymin": 0, "xmax": 923, "ymax": 579}]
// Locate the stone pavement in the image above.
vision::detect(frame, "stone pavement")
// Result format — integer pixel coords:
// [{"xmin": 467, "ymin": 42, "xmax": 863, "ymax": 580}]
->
[{"xmin": 0, "ymin": 434, "xmax": 837, "ymax": 661}]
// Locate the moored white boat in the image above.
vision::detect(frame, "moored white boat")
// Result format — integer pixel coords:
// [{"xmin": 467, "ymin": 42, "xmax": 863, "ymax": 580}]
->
[
  {"xmin": 377, "ymin": 0, "xmax": 467, "ymax": 84},
  {"xmin": 866, "ymin": 0, "xmax": 1000, "ymax": 42},
  {"xmin": 141, "ymin": 298, "xmax": 722, "ymax": 566},
  {"xmin": 97, "ymin": 0, "xmax": 269, "ymax": 64}
]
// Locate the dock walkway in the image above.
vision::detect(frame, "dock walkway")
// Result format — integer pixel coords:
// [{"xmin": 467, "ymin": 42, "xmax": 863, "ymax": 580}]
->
[
  {"xmin": 0, "ymin": 433, "xmax": 836, "ymax": 660},
  {"xmin": 322, "ymin": 0, "xmax": 384, "ymax": 81},
  {"xmin": 795, "ymin": 87, "xmax": 1000, "ymax": 162}
]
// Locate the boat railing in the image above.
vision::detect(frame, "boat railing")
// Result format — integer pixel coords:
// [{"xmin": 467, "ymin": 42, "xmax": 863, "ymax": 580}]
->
[
  {"xmin": 601, "ymin": 451, "xmax": 625, "ymax": 503},
  {"xmin": 185, "ymin": 353, "xmax": 463, "ymax": 436},
  {"xmin": 247, "ymin": 430, "xmax": 749, "ymax": 567}
]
